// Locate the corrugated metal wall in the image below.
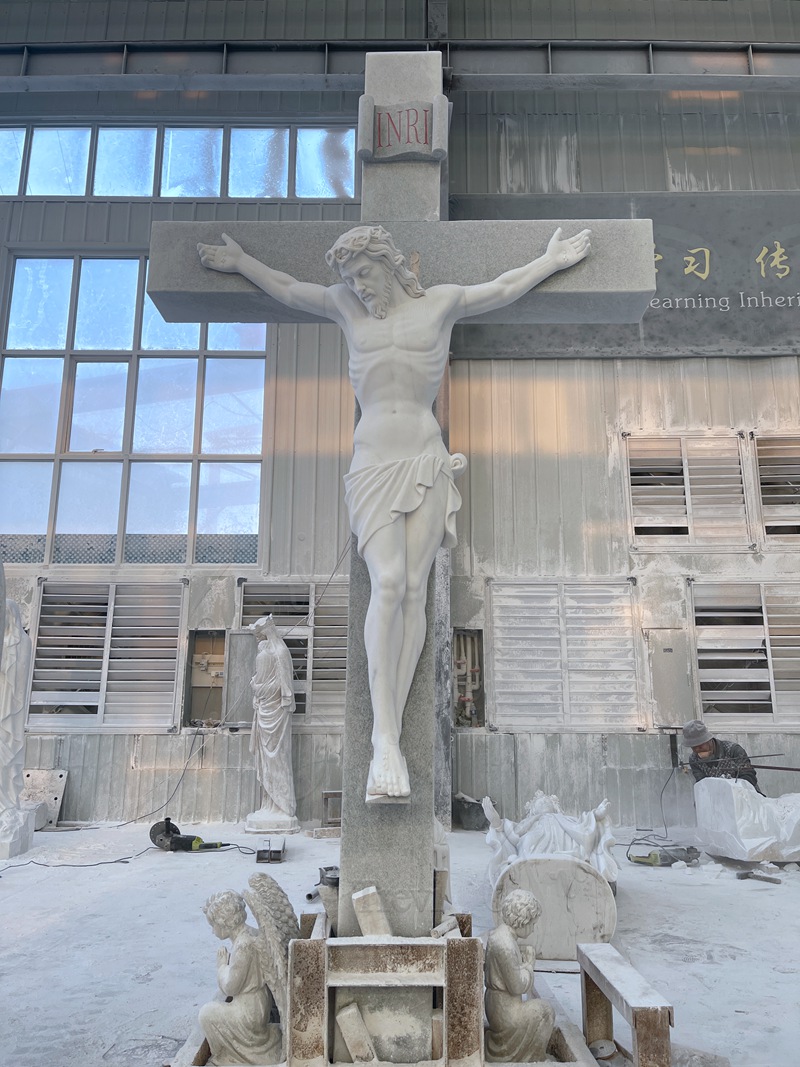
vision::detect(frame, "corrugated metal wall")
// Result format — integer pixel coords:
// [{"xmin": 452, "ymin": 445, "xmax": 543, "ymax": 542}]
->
[
  {"xmin": 449, "ymin": 0, "xmax": 800, "ymax": 44},
  {"xmin": 454, "ymin": 729, "xmax": 800, "ymax": 828},
  {"xmin": 25, "ymin": 728, "xmax": 343, "ymax": 824},
  {"xmin": 0, "ymin": 2, "xmax": 425, "ymax": 44},
  {"xmin": 450, "ymin": 91, "xmax": 800, "ymax": 196},
  {"xmin": 450, "ymin": 355, "xmax": 800, "ymax": 582}
]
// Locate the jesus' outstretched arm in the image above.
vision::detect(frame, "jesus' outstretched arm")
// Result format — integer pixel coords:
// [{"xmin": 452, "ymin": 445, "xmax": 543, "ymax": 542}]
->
[
  {"xmin": 197, "ymin": 232, "xmax": 339, "ymax": 321},
  {"xmin": 450, "ymin": 227, "xmax": 591, "ymax": 320}
]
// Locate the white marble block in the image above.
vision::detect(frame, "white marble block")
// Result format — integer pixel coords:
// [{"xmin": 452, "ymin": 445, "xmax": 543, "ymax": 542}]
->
[
  {"xmin": 0, "ymin": 806, "xmax": 36, "ymax": 859},
  {"xmin": 694, "ymin": 777, "xmax": 800, "ymax": 862}
]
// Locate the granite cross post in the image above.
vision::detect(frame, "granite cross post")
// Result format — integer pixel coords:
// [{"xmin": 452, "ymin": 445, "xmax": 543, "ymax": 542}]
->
[{"xmin": 148, "ymin": 53, "xmax": 654, "ymax": 1056}]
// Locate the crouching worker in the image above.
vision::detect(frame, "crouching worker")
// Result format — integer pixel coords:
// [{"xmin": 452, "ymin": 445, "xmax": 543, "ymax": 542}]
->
[{"xmin": 682, "ymin": 719, "xmax": 764, "ymax": 795}]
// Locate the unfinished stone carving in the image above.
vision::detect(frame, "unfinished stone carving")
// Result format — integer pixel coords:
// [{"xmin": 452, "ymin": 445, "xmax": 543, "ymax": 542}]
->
[
  {"xmin": 199, "ymin": 873, "xmax": 299, "ymax": 1066},
  {"xmin": 199, "ymin": 225, "xmax": 590, "ymax": 801},
  {"xmin": 0, "ymin": 600, "xmax": 34, "ymax": 860},
  {"xmin": 493, "ymin": 856, "xmax": 617, "ymax": 962},
  {"xmin": 246, "ymin": 616, "xmax": 299, "ymax": 833},
  {"xmin": 483, "ymin": 791, "xmax": 618, "ymax": 887},
  {"xmin": 694, "ymin": 777, "xmax": 800, "ymax": 862},
  {"xmin": 484, "ymin": 888, "xmax": 555, "ymax": 1062}
]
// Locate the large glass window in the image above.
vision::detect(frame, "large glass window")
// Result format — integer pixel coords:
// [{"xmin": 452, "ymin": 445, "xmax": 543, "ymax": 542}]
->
[
  {"xmin": 196, "ymin": 462, "xmax": 261, "ymax": 564},
  {"xmin": 133, "ymin": 358, "xmax": 198, "ymax": 453},
  {"xmin": 0, "ymin": 460, "xmax": 52, "ymax": 563},
  {"xmin": 53, "ymin": 461, "xmax": 123, "ymax": 564},
  {"xmin": 0, "ymin": 129, "xmax": 26, "ymax": 194},
  {"xmin": 296, "ymin": 127, "xmax": 356, "ymax": 198},
  {"xmin": 26, "ymin": 127, "xmax": 91, "ymax": 195},
  {"xmin": 7, "ymin": 259, "xmax": 73, "ymax": 350},
  {"xmin": 125, "ymin": 462, "xmax": 191, "ymax": 563},
  {"xmin": 228, "ymin": 128, "xmax": 289, "ymax": 198},
  {"xmin": 93, "ymin": 127, "xmax": 157, "ymax": 197},
  {"xmin": 0, "ymin": 254, "xmax": 268, "ymax": 565},
  {"xmin": 161, "ymin": 127, "xmax": 223, "ymax": 197},
  {"xmin": 0, "ymin": 123, "xmax": 355, "ymax": 200},
  {"xmin": 69, "ymin": 362, "xmax": 128, "ymax": 452},
  {"xmin": 201, "ymin": 358, "xmax": 265, "ymax": 454},
  {"xmin": 74, "ymin": 260, "xmax": 139, "ymax": 351},
  {"xmin": 0, "ymin": 357, "xmax": 63, "ymax": 452}
]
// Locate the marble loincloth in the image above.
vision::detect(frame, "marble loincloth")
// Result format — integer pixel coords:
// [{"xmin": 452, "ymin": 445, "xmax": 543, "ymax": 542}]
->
[{"xmin": 344, "ymin": 453, "xmax": 465, "ymax": 556}]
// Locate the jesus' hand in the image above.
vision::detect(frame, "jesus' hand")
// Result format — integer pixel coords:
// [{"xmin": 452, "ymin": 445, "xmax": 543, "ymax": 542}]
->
[
  {"xmin": 197, "ymin": 233, "xmax": 244, "ymax": 273},
  {"xmin": 546, "ymin": 226, "xmax": 591, "ymax": 269}
]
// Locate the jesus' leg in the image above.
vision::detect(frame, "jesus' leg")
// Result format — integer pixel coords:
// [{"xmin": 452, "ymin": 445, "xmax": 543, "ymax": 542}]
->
[
  {"xmin": 391, "ymin": 482, "xmax": 448, "ymax": 730},
  {"xmin": 362, "ymin": 522, "xmax": 410, "ymax": 797}
]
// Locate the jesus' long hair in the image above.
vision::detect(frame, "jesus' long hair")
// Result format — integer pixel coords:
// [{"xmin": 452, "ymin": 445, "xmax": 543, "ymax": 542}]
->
[{"xmin": 325, "ymin": 225, "xmax": 425, "ymax": 299}]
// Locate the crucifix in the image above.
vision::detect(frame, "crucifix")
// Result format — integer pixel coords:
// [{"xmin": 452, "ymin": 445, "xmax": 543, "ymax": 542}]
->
[{"xmin": 149, "ymin": 53, "xmax": 654, "ymax": 960}]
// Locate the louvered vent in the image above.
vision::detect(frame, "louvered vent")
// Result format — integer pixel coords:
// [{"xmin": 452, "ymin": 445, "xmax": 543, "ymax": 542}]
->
[
  {"xmin": 241, "ymin": 581, "xmax": 348, "ymax": 716},
  {"xmin": 491, "ymin": 582, "xmax": 639, "ymax": 728},
  {"xmin": 104, "ymin": 584, "xmax": 182, "ymax": 727},
  {"xmin": 628, "ymin": 438, "xmax": 688, "ymax": 537},
  {"xmin": 693, "ymin": 584, "xmax": 772, "ymax": 717},
  {"xmin": 628, "ymin": 436, "xmax": 747, "ymax": 542},
  {"xmin": 30, "ymin": 582, "xmax": 182, "ymax": 727},
  {"xmin": 31, "ymin": 584, "xmax": 108, "ymax": 715},
  {"xmin": 757, "ymin": 437, "xmax": 800, "ymax": 535}
]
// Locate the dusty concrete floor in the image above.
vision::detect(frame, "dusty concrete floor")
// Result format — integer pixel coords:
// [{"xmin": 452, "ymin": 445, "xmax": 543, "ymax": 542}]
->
[{"xmin": 0, "ymin": 822, "xmax": 797, "ymax": 1067}]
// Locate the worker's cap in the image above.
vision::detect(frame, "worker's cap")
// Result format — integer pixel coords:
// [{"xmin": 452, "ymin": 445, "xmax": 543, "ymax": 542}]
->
[{"xmin": 681, "ymin": 719, "xmax": 714, "ymax": 748}]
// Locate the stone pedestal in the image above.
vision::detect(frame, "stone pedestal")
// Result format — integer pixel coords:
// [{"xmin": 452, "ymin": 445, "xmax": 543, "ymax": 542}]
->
[
  {"xmin": 287, "ymin": 933, "xmax": 484, "ymax": 1067},
  {"xmin": 338, "ymin": 552, "xmax": 436, "ymax": 940},
  {"xmin": 244, "ymin": 807, "xmax": 300, "ymax": 834}
]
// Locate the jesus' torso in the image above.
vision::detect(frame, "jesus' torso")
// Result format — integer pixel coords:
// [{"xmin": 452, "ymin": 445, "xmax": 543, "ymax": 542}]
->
[{"xmin": 329, "ymin": 283, "xmax": 458, "ymax": 473}]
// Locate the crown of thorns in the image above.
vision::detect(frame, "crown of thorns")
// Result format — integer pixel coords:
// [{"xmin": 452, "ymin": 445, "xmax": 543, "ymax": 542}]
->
[{"xmin": 327, "ymin": 225, "xmax": 392, "ymax": 262}]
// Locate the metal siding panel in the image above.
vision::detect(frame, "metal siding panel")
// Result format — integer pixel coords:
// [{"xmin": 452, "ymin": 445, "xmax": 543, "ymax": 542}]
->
[
  {"xmin": 509, "ymin": 362, "xmax": 537, "ymax": 573},
  {"xmin": 532, "ymin": 361, "xmax": 562, "ymax": 573},
  {"xmin": 464, "ymin": 362, "xmax": 495, "ymax": 577},
  {"xmin": 558, "ymin": 361, "xmax": 589, "ymax": 574},
  {"xmin": 449, "ymin": 361, "xmax": 474, "ymax": 579},
  {"xmin": 291, "ymin": 323, "xmax": 322, "ymax": 576},
  {"xmin": 490, "ymin": 362, "xmax": 516, "ymax": 575},
  {"xmin": 270, "ymin": 325, "xmax": 301, "ymax": 575}
]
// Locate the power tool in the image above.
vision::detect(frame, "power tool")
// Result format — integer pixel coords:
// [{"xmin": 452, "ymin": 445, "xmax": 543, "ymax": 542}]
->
[
  {"xmin": 149, "ymin": 817, "xmax": 230, "ymax": 851},
  {"xmin": 628, "ymin": 845, "xmax": 700, "ymax": 867}
]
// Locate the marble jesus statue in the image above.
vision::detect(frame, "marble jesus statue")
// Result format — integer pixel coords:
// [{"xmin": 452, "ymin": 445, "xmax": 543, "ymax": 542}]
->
[{"xmin": 198, "ymin": 224, "xmax": 590, "ymax": 799}]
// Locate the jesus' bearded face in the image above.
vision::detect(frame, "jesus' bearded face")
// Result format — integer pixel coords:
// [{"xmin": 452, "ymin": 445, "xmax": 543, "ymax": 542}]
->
[{"xmin": 336, "ymin": 252, "xmax": 394, "ymax": 319}]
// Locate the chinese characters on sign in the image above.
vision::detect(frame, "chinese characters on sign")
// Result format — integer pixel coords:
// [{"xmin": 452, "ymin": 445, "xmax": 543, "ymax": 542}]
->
[
  {"xmin": 756, "ymin": 241, "xmax": 791, "ymax": 280},
  {"xmin": 653, "ymin": 239, "xmax": 793, "ymax": 282}
]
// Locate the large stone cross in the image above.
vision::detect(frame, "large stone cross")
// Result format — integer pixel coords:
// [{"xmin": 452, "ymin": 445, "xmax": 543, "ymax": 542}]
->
[{"xmin": 148, "ymin": 53, "xmax": 654, "ymax": 956}]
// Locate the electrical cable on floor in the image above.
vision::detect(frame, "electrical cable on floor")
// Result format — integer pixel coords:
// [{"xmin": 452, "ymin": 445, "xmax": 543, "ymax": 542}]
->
[
  {"xmin": 0, "ymin": 845, "xmax": 160, "ymax": 877},
  {"xmin": 620, "ymin": 765, "xmax": 686, "ymax": 863}
]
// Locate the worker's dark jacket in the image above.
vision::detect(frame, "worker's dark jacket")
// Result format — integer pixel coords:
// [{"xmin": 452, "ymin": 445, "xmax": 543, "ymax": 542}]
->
[{"xmin": 689, "ymin": 739, "xmax": 762, "ymax": 793}]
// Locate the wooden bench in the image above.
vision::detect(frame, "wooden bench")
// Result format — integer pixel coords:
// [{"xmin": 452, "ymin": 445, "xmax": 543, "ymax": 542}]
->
[{"xmin": 577, "ymin": 942, "xmax": 674, "ymax": 1067}]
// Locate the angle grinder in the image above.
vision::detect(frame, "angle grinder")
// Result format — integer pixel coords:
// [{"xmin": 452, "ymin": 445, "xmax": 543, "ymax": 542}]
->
[{"xmin": 150, "ymin": 816, "xmax": 230, "ymax": 851}]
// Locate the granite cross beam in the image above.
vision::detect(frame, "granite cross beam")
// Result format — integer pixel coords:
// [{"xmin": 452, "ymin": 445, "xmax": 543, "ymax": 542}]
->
[{"xmin": 148, "ymin": 217, "xmax": 654, "ymax": 326}]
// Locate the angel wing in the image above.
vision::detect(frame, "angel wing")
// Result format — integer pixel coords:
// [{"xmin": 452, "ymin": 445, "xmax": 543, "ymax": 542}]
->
[{"xmin": 244, "ymin": 872, "xmax": 300, "ymax": 1052}]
